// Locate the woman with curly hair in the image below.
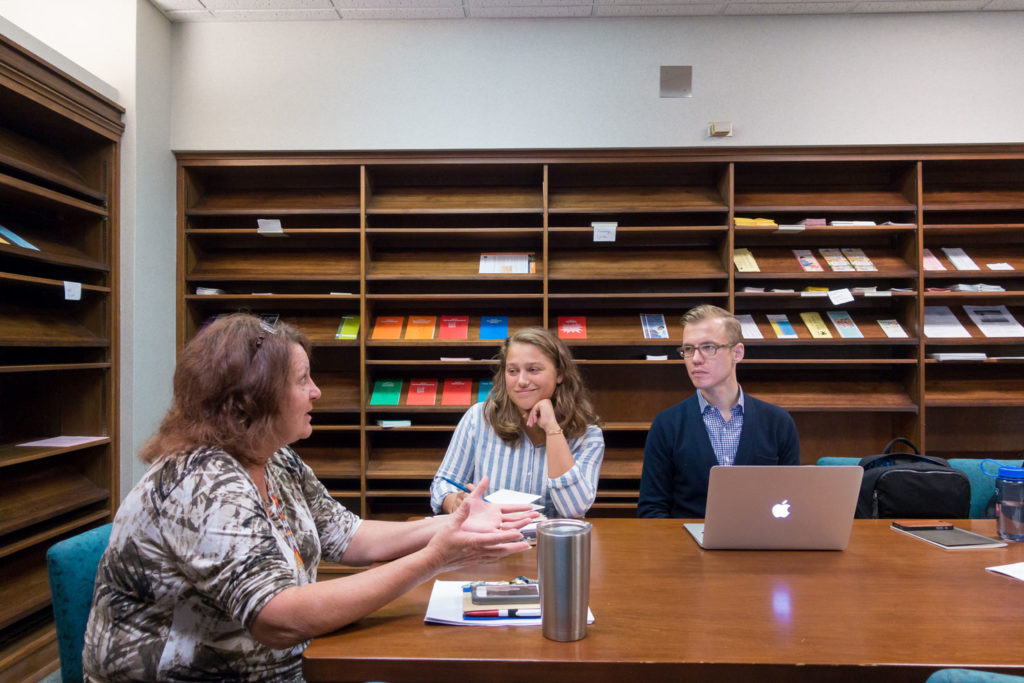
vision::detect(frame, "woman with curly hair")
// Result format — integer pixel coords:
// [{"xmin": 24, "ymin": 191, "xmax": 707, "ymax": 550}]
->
[{"xmin": 431, "ymin": 327, "xmax": 604, "ymax": 518}]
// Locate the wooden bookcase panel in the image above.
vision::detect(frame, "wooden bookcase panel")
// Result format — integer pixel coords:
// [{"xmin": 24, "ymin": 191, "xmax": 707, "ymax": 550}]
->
[
  {"xmin": 177, "ymin": 146, "xmax": 1024, "ymax": 526},
  {"xmin": 0, "ymin": 547, "xmax": 50, "ymax": 632},
  {"xmin": 0, "ymin": 463, "xmax": 109, "ymax": 538}
]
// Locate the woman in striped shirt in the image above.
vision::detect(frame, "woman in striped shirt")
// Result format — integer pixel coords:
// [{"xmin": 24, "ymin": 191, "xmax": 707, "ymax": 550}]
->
[{"xmin": 431, "ymin": 327, "xmax": 604, "ymax": 518}]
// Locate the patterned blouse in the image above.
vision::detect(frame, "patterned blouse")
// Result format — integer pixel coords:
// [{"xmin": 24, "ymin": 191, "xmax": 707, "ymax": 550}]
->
[{"xmin": 83, "ymin": 446, "xmax": 361, "ymax": 681}]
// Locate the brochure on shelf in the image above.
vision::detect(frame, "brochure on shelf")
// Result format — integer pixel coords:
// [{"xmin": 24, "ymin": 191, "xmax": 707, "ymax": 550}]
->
[
  {"xmin": 767, "ymin": 314, "xmax": 798, "ymax": 339},
  {"xmin": 439, "ymin": 315, "xmax": 469, "ymax": 340},
  {"xmin": 799, "ymin": 311, "xmax": 833, "ymax": 338},
  {"xmin": 841, "ymin": 248, "xmax": 877, "ymax": 272},
  {"xmin": 369, "ymin": 379, "xmax": 403, "ymax": 406},
  {"xmin": 557, "ymin": 316, "xmax": 587, "ymax": 339},
  {"xmin": 479, "ymin": 316, "xmax": 508, "ymax": 340},
  {"xmin": 827, "ymin": 310, "xmax": 863, "ymax": 338},
  {"xmin": 404, "ymin": 316, "xmax": 437, "ymax": 340},
  {"xmin": 406, "ymin": 379, "xmax": 439, "ymax": 406},
  {"xmin": 877, "ymin": 319, "xmax": 909, "ymax": 338},
  {"xmin": 640, "ymin": 313, "xmax": 669, "ymax": 339},
  {"xmin": 923, "ymin": 306, "xmax": 971, "ymax": 338},
  {"xmin": 479, "ymin": 252, "xmax": 535, "ymax": 274},
  {"xmin": 335, "ymin": 315, "xmax": 360, "ymax": 340},
  {"xmin": 441, "ymin": 378, "xmax": 473, "ymax": 406},
  {"xmin": 942, "ymin": 247, "xmax": 980, "ymax": 271},
  {"xmin": 733, "ymin": 248, "xmax": 760, "ymax": 272},
  {"xmin": 922, "ymin": 248, "xmax": 946, "ymax": 271},
  {"xmin": 371, "ymin": 316, "xmax": 405, "ymax": 340},
  {"xmin": 0, "ymin": 225, "xmax": 39, "ymax": 250},
  {"xmin": 819, "ymin": 248, "xmax": 855, "ymax": 272},
  {"xmin": 736, "ymin": 314, "xmax": 763, "ymax": 339},
  {"xmin": 477, "ymin": 379, "xmax": 493, "ymax": 403},
  {"xmin": 793, "ymin": 249, "xmax": 824, "ymax": 272},
  {"xmin": 963, "ymin": 305, "xmax": 1024, "ymax": 338}
]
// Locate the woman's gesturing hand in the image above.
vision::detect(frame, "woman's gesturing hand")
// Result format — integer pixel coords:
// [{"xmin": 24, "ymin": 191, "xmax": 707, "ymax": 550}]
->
[{"xmin": 427, "ymin": 476, "xmax": 531, "ymax": 572}]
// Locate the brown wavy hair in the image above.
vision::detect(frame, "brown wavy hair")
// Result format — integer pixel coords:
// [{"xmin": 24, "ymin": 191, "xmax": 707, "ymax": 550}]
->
[
  {"xmin": 138, "ymin": 313, "xmax": 310, "ymax": 467},
  {"xmin": 485, "ymin": 327, "xmax": 599, "ymax": 444}
]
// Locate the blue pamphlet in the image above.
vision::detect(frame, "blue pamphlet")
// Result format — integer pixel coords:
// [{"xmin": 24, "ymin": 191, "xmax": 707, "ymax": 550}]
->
[
  {"xmin": 479, "ymin": 316, "xmax": 508, "ymax": 340},
  {"xmin": 477, "ymin": 378, "xmax": 493, "ymax": 403},
  {"xmin": 0, "ymin": 225, "xmax": 39, "ymax": 251}
]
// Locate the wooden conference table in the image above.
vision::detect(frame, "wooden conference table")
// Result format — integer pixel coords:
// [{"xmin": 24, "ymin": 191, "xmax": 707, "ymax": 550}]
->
[{"xmin": 303, "ymin": 519, "xmax": 1024, "ymax": 682}]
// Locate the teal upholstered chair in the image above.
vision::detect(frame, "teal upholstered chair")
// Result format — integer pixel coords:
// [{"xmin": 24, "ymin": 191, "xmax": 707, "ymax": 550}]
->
[
  {"xmin": 927, "ymin": 669, "xmax": 1024, "ymax": 682},
  {"xmin": 46, "ymin": 523, "xmax": 112, "ymax": 682},
  {"xmin": 816, "ymin": 457, "xmax": 1020, "ymax": 518}
]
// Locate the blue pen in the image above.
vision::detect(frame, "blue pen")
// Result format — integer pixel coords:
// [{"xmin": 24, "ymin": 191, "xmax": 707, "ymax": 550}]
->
[
  {"xmin": 440, "ymin": 476, "xmax": 471, "ymax": 493},
  {"xmin": 441, "ymin": 476, "xmax": 490, "ymax": 503}
]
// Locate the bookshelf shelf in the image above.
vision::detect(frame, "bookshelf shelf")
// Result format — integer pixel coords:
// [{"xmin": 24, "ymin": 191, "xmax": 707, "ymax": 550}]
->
[{"xmin": 177, "ymin": 145, "xmax": 1024, "ymax": 528}]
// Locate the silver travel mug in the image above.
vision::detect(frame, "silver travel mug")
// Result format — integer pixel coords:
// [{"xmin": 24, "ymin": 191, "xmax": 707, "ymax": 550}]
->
[{"xmin": 537, "ymin": 518, "xmax": 591, "ymax": 642}]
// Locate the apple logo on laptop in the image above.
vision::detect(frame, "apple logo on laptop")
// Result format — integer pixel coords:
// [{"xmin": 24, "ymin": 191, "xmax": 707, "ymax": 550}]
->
[{"xmin": 771, "ymin": 500, "xmax": 791, "ymax": 519}]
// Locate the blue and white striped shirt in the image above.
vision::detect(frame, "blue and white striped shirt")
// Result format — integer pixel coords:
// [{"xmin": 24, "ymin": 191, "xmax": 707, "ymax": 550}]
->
[
  {"xmin": 430, "ymin": 402, "xmax": 605, "ymax": 518},
  {"xmin": 697, "ymin": 387, "xmax": 745, "ymax": 467}
]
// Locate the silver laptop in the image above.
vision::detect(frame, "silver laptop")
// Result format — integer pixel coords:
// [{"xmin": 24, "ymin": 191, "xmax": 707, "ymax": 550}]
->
[{"xmin": 684, "ymin": 465, "xmax": 863, "ymax": 550}]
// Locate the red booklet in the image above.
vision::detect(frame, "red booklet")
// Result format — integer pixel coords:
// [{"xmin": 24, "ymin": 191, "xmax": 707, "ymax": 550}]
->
[
  {"xmin": 438, "ymin": 315, "xmax": 469, "ymax": 340},
  {"xmin": 441, "ymin": 378, "xmax": 473, "ymax": 406},
  {"xmin": 557, "ymin": 316, "xmax": 587, "ymax": 339},
  {"xmin": 405, "ymin": 379, "xmax": 439, "ymax": 406}
]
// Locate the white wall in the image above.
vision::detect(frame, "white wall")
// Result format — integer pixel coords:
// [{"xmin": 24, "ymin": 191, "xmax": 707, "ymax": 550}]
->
[
  {"xmin": 0, "ymin": 0, "xmax": 176, "ymax": 492},
  {"xmin": 171, "ymin": 13, "xmax": 1024, "ymax": 151}
]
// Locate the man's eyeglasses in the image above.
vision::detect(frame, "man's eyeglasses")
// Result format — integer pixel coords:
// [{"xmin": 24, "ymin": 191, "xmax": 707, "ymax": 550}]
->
[{"xmin": 678, "ymin": 342, "xmax": 737, "ymax": 360}]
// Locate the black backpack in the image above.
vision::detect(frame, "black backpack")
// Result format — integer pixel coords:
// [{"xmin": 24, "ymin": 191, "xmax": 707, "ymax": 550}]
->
[{"xmin": 856, "ymin": 438, "xmax": 971, "ymax": 519}]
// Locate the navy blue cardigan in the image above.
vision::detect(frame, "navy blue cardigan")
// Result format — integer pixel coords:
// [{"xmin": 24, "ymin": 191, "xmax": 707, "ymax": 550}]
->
[{"xmin": 638, "ymin": 393, "xmax": 800, "ymax": 518}]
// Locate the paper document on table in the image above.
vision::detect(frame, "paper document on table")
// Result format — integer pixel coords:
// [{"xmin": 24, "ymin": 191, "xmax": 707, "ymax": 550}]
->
[
  {"xmin": 486, "ymin": 489, "xmax": 542, "ymax": 506},
  {"xmin": 987, "ymin": 562, "xmax": 1024, "ymax": 581},
  {"xmin": 424, "ymin": 580, "xmax": 594, "ymax": 627}
]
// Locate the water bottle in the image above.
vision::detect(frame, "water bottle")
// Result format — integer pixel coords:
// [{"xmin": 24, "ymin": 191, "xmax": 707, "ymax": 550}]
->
[
  {"xmin": 537, "ymin": 519, "xmax": 591, "ymax": 641},
  {"xmin": 982, "ymin": 460, "xmax": 1024, "ymax": 542}
]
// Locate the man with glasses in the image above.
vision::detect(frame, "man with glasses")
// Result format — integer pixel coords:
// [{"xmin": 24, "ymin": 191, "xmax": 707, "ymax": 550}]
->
[{"xmin": 638, "ymin": 304, "xmax": 799, "ymax": 518}]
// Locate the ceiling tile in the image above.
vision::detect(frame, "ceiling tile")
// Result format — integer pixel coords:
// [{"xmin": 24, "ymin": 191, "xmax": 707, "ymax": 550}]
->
[
  {"xmin": 468, "ymin": 0, "xmax": 591, "ymax": 6},
  {"xmin": 597, "ymin": 3, "xmax": 725, "ymax": 13},
  {"xmin": 982, "ymin": 0, "xmax": 1024, "ymax": 7},
  {"xmin": 163, "ymin": 9, "xmax": 218, "ymax": 19},
  {"xmin": 148, "ymin": 0, "xmax": 207, "ymax": 9},
  {"xmin": 335, "ymin": 0, "xmax": 462, "ymax": 7},
  {"xmin": 725, "ymin": 0, "xmax": 854, "ymax": 12},
  {"xmin": 852, "ymin": 0, "xmax": 987, "ymax": 9},
  {"xmin": 338, "ymin": 6, "xmax": 467, "ymax": 16},
  {"xmin": 202, "ymin": 0, "xmax": 334, "ymax": 9},
  {"xmin": 207, "ymin": 9, "xmax": 343, "ymax": 19},
  {"xmin": 468, "ymin": 4, "xmax": 595, "ymax": 13}
]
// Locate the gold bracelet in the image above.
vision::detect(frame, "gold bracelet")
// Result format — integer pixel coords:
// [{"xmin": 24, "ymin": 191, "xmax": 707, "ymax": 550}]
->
[{"xmin": 546, "ymin": 428, "xmax": 563, "ymax": 436}]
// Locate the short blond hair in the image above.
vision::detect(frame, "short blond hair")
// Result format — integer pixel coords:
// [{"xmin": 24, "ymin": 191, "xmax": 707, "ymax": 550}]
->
[{"xmin": 680, "ymin": 304, "xmax": 742, "ymax": 345}]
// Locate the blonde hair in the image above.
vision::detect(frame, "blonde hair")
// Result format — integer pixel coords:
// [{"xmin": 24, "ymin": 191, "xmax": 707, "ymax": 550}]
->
[
  {"xmin": 680, "ymin": 304, "xmax": 742, "ymax": 345},
  {"xmin": 139, "ymin": 313, "xmax": 310, "ymax": 467},
  {"xmin": 485, "ymin": 327, "xmax": 599, "ymax": 444}
]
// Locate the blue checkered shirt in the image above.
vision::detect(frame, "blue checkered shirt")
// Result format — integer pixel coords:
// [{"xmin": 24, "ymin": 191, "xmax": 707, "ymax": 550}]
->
[{"xmin": 697, "ymin": 387, "xmax": 745, "ymax": 467}]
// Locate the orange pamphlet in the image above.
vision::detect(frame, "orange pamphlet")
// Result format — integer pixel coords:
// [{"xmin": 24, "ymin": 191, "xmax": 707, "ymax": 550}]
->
[
  {"xmin": 441, "ymin": 378, "xmax": 473, "ymax": 406},
  {"xmin": 406, "ymin": 379, "xmax": 439, "ymax": 406},
  {"xmin": 371, "ymin": 316, "xmax": 405, "ymax": 340},
  {"xmin": 404, "ymin": 316, "xmax": 437, "ymax": 340}
]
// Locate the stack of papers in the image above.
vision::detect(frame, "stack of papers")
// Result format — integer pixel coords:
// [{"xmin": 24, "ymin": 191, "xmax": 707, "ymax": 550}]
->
[
  {"xmin": 424, "ymin": 581, "xmax": 595, "ymax": 627},
  {"xmin": 924, "ymin": 306, "xmax": 971, "ymax": 338}
]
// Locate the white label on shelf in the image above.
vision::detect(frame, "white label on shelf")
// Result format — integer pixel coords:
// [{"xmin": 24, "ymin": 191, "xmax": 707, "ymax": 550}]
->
[
  {"xmin": 865, "ymin": 290, "xmax": 892, "ymax": 297},
  {"xmin": 645, "ymin": 355, "xmax": 669, "ymax": 361},
  {"xmin": 987, "ymin": 263, "xmax": 1014, "ymax": 271},
  {"xmin": 592, "ymin": 222, "xmax": 617, "ymax": 242},
  {"xmin": 828, "ymin": 288, "xmax": 854, "ymax": 305},
  {"xmin": 257, "ymin": 218, "xmax": 284, "ymax": 234},
  {"xmin": 64, "ymin": 281, "xmax": 82, "ymax": 300},
  {"xmin": 775, "ymin": 224, "xmax": 805, "ymax": 233},
  {"xmin": 800, "ymin": 291, "xmax": 827, "ymax": 297}
]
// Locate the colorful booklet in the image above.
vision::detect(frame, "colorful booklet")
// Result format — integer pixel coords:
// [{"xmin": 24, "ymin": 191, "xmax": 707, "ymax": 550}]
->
[
  {"xmin": 793, "ymin": 249, "xmax": 824, "ymax": 272},
  {"xmin": 733, "ymin": 248, "xmax": 760, "ymax": 272},
  {"xmin": 479, "ymin": 316, "xmax": 509, "ymax": 340},
  {"xmin": 734, "ymin": 217, "xmax": 777, "ymax": 227},
  {"xmin": 441, "ymin": 378, "xmax": 473, "ymax": 406},
  {"xmin": 640, "ymin": 313, "xmax": 669, "ymax": 339},
  {"xmin": 404, "ymin": 315, "xmax": 437, "ymax": 340},
  {"xmin": 827, "ymin": 310, "xmax": 864, "ymax": 338},
  {"xmin": 841, "ymin": 248, "xmax": 877, "ymax": 272},
  {"xmin": 405, "ymin": 379, "xmax": 439, "ymax": 406},
  {"xmin": 877, "ymin": 319, "xmax": 909, "ymax": 338},
  {"xmin": 335, "ymin": 314, "xmax": 360, "ymax": 340},
  {"xmin": 557, "ymin": 317, "xmax": 587, "ymax": 339},
  {"xmin": 477, "ymin": 378, "xmax": 494, "ymax": 403},
  {"xmin": 818, "ymin": 248, "xmax": 855, "ymax": 272},
  {"xmin": 369, "ymin": 379, "xmax": 403, "ymax": 406},
  {"xmin": 799, "ymin": 311, "xmax": 833, "ymax": 338},
  {"xmin": 438, "ymin": 315, "xmax": 469, "ymax": 340},
  {"xmin": 0, "ymin": 225, "xmax": 39, "ymax": 250},
  {"xmin": 371, "ymin": 316, "xmax": 404, "ymax": 340},
  {"xmin": 479, "ymin": 252, "xmax": 536, "ymax": 274},
  {"xmin": 767, "ymin": 314, "xmax": 798, "ymax": 339}
]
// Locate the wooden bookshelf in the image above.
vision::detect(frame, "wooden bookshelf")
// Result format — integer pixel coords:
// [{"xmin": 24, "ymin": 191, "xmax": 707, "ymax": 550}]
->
[
  {"xmin": 0, "ymin": 33, "xmax": 123, "ymax": 679},
  {"xmin": 176, "ymin": 145, "xmax": 1024, "ymax": 526}
]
